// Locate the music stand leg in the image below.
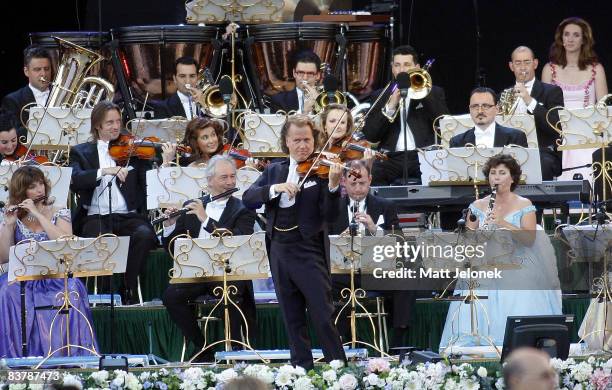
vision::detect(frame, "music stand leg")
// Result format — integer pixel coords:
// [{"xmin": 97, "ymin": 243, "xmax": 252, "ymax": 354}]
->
[{"xmin": 20, "ymin": 281, "xmax": 27, "ymax": 356}]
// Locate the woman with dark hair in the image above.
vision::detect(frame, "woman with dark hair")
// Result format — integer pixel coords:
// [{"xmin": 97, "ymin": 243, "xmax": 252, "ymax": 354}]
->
[
  {"xmin": 439, "ymin": 154, "xmax": 561, "ymax": 351},
  {"xmin": 0, "ymin": 166, "xmax": 97, "ymax": 358},
  {"xmin": 161, "ymin": 117, "xmax": 226, "ymax": 167},
  {"xmin": 541, "ymin": 17, "xmax": 608, "ymax": 181}
]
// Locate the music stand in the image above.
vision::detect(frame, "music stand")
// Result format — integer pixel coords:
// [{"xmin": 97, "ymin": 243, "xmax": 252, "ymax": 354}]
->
[
  {"xmin": 438, "ymin": 114, "xmax": 539, "ymax": 148},
  {"xmin": 8, "ymin": 235, "xmax": 129, "ymax": 368},
  {"xmin": 329, "ymin": 233, "xmax": 399, "ymax": 357},
  {"xmin": 185, "ymin": 0, "xmax": 284, "ymax": 24},
  {"xmin": 562, "ymin": 224, "xmax": 612, "ymax": 352},
  {"xmin": 0, "ymin": 165, "xmax": 72, "ymax": 208},
  {"xmin": 169, "ymin": 230, "xmax": 270, "ymax": 363},
  {"xmin": 127, "ymin": 117, "xmax": 188, "ymax": 145},
  {"xmin": 237, "ymin": 111, "xmax": 288, "ymax": 158}
]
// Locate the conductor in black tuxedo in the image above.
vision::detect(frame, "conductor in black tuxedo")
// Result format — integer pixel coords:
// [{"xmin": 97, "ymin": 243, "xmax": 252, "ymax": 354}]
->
[
  {"xmin": 269, "ymin": 51, "xmax": 321, "ymax": 114},
  {"xmin": 69, "ymin": 101, "xmax": 158, "ymax": 303},
  {"xmin": 328, "ymin": 160, "xmax": 415, "ymax": 347},
  {"xmin": 361, "ymin": 45, "xmax": 450, "ymax": 186},
  {"xmin": 1, "ymin": 46, "xmax": 52, "ymax": 139},
  {"xmin": 242, "ymin": 115, "xmax": 346, "ymax": 369},
  {"xmin": 161, "ymin": 155, "xmax": 257, "ymax": 359},
  {"xmin": 450, "ymin": 87, "xmax": 528, "ymax": 148},
  {"xmin": 503, "ymin": 46, "xmax": 564, "ymax": 180},
  {"xmin": 152, "ymin": 56, "xmax": 202, "ymax": 120}
]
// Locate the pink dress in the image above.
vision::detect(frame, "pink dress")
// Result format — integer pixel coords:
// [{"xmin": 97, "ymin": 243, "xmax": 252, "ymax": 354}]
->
[{"xmin": 552, "ymin": 63, "xmax": 597, "ymax": 181}]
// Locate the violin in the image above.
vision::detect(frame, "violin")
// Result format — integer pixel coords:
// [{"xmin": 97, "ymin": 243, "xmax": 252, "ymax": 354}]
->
[
  {"xmin": 222, "ymin": 144, "xmax": 268, "ymax": 170},
  {"xmin": 3, "ymin": 144, "xmax": 49, "ymax": 165},
  {"xmin": 109, "ymin": 134, "xmax": 192, "ymax": 163},
  {"xmin": 326, "ymin": 135, "xmax": 387, "ymax": 161},
  {"xmin": 296, "ymin": 154, "xmax": 362, "ymax": 180}
]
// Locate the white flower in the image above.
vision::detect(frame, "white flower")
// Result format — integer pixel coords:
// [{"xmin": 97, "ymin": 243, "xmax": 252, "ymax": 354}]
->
[
  {"xmin": 183, "ymin": 367, "xmax": 205, "ymax": 381},
  {"xmin": 367, "ymin": 358, "xmax": 391, "ymax": 374},
  {"xmin": 90, "ymin": 370, "xmax": 110, "ymax": 384},
  {"xmin": 275, "ymin": 371, "xmax": 294, "ymax": 387},
  {"xmin": 322, "ymin": 369, "xmax": 338, "ymax": 383},
  {"xmin": 330, "ymin": 359, "xmax": 345, "ymax": 370},
  {"xmin": 138, "ymin": 371, "xmax": 151, "ymax": 382},
  {"xmin": 294, "ymin": 376, "xmax": 315, "ymax": 390},
  {"xmin": 337, "ymin": 373, "xmax": 358, "ymax": 390},
  {"xmin": 294, "ymin": 366, "xmax": 307, "ymax": 376},
  {"xmin": 63, "ymin": 374, "xmax": 83, "ymax": 390},
  {"xmin": 124, "ymin": 373, "xmax": 142, "ymax": 390},
  {"xmin": 495, "ymin": 377, "xmax": 504, "ymax": 389},
  {"xmin": 279, "ymin": 364, "xmax": 298, "ymax": 375},
  {"xmin": 477, "ymin": 366, "xmax": 488, "ymax": 378},
  {"xmin": 216, "ymin": 368, "xmax": 238, "ymax": 383},
  {"xmin": 8, "ymin": 385, "xmax": 27, "ymax": 390},
  {"xmin": 460, "ymin": 378, "xmax": 480, "ymax": 390},
  {"xmin": 364, "ymin": 373, "xmax": 384, "ymax": 387},
  {"xmin": 570, "ymin": 361, "xmax": 593, "ymax": 382}
]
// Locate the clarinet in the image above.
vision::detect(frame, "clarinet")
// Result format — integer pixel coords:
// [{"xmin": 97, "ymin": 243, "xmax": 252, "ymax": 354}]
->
[{"xmin": 481, "ymin": 184, "xmax": 498, "ymax": 230}]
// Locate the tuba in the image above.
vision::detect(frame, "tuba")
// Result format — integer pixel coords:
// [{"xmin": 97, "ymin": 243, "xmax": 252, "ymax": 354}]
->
[
  {"xmin": 189, "ymin": 68, "xmax": 228, "ymax": 118},
  {"xmin": 46, "ymin": 37, "xmax": 114, "ymax": 108}
]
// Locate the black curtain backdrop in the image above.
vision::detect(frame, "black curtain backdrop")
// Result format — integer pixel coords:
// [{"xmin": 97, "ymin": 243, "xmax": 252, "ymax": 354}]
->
[{"xmin": 1, "ymin": 0, "xmax": 610, "ymax": 114}]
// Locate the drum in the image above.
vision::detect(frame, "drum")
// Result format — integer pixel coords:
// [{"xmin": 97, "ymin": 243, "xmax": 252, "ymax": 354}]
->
[
  {"xmin": 242, "ymin": 23, "xmax": 339, "ymax": 95},
  {"xmin": 112, "ymin": 25, "xmax": 220, "ymax": 100},
  {"xmin": 28, "ymin": 31, "xmax": 115, "ymax": 84},
  {"xmin": 343, "ymin": 24, "xmax": 390, "ymax": 98}
]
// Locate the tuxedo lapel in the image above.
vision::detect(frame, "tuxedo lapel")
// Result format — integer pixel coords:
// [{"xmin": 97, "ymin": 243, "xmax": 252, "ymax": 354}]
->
[
  {"xmin": 366, "ymin": 194, "xmax": 382, "ymax": 223},
  {"xmin": 530, "ymin": 79, "xmax": 543, "ymax": 100},
  {"xmin": 465, "ymin": 129, "xmax": 476, "ymax": 145},
  {"xmin": 493, "ymin": 124, "xmax": 505, "ymax": 147},
  {"xmin": 217, "ymin": 196, "xmax": 238, "ymax": 227},
  {"xmin": 289, "ymin": 90, "xmax": 299, "ymax": 112},
  {"xmin": 84, "ymin": 142, "xmax": 101, "ymax": 169},
  {"xmin": 169, "ymin": 94, "xmax": 186, "ymax": 117}
]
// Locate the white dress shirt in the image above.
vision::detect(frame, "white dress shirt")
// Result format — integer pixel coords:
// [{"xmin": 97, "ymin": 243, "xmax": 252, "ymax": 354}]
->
[
  {"xmin": 270, "ymin": 158, "xmax": 300, "ymax": 208},
  {"xmin": 385, "ymin": 100, "xmax": 416, "ymax": 151},
  {"xmin": 87, "ymin": 140, "xmax": 129, "ymax": 216},
  {"xmin": 296, "ymin": 88, "xmax": 305, "ymax": 114},
  {"xmin": 162, "ymin": 198, "xmax": 228, "ymax": 239},
  {"xmin": 347, "ymin": 197, "xmax": 384, "ymax": 235},
  {"xmin": 29, "ymin": 84, "xmax": 49, "ymax": 107},
  {"xmin": 474, "ymin": 121, "xmax": 496, "ymax": 148},
  {"xmin": 177, "ymin": 90, "xmax": 198, "ymax": 119},
  {"xmin": 514, "ymin": 78, "xmax": 538, "ymax": 114}
]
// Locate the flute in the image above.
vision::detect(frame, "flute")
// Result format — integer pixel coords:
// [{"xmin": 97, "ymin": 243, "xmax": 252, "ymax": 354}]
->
[
  {"xmin": 5, "ymin": 195, "xmax": 49, "ymax": 213},
  {"xmin": 151, "ymin": 188, "xmax": 239, "ymax": 226}
]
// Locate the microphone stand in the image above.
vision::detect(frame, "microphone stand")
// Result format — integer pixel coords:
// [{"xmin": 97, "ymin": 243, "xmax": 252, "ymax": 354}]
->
[{"xmin": 400, "ymin": 91, "xmax": 409, "ymax": 185}]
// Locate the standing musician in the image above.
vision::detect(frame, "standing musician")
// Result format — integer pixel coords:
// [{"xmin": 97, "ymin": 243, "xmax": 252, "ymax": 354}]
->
[
  {"xmin": 152, "ymin": 56, "xmax": 202, "ymax": 120},
  {"xmin": 269, "ymin": 51, "xmax": 322, "ymax": 114},
  {"xmin": 503, "ymin": 46, "xmax": 564, "ymax": 180},
  {"xmin": 242, "ymin": 115, "xmax": 346, "ymax": 369},
  {"xmin": 361, "ymin": 45, "xmax": 450, "ymax": 186},
  {"xmin": 69, "ymin": 101, "xmax": 158, "ymax": 304},
  {"xmin": 161, "ymin": 155, "xmax": 257, "ymax": 361},
  {"xmin": 2, "ymin": 46, "xmax": 52, "ymax": 139}
]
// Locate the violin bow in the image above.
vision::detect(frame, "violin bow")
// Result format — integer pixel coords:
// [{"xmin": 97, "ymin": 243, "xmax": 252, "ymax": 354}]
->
[
  {"xmin": 119, "ymin": 92, "xmax": 150, "ymax": 171},
  {"xmin": 296, "ymin": 109, "xmax": 348, "ymax": 190}
]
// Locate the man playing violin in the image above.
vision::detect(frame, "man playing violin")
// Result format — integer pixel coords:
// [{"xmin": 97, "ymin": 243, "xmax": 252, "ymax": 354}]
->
[
  {"xmin": 243, "ymin": 114, "xmax": 346, "ymax": 370},
  {"xmin": 69, "ymin": 101, "xmax": 158, "ymax": 304},
  {"xmin": 361, "ymin": 45, "xmax": 449, "ymax": 186},
  {"xmin": 160, "ymin": 155, "xmax": 257, "ymax": 361},
  {"xmin": 153, "ymin": 56, "xmax": 203, "ymax": 120},
  {"xmin": 269, "ymin": 51, "xmax": 321, "ymax": 114}
]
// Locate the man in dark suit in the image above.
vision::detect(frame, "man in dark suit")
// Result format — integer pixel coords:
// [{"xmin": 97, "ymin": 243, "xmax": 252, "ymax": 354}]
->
[
  {"xmin": 2, "ymin": 46, "xmax": 52, "ymax": 139},
  {"xmin": 329, "ymin": 159, "xmax": 415, "ymax": 347},
  {"xmin": 152, "ymin": 56, "xmax": 202, "ymax": 119},
  {"xmin": 269, "ymin": 51, "xmax": 321, "ymax": 114},
  {"xmin": 450, "ymin": 87, "xmax": 528, "ymax": 148},
  {"xmin": 361, "ymin": 45, "xmax": 450, "ymax": 186},
  {"xmin": 161, "ymin": 155, "xmax": 257, "ymax": 360},
  {"xmin": 503, "ymin": 46, "xmax": 564, "ymax": 180},
  {"xmin": 69, "ymin": 101, "xmax": 158, "ymax": 303},
  {"xmin": 242, "ymin": 115, "xmax": 346, "ymax": 369}
]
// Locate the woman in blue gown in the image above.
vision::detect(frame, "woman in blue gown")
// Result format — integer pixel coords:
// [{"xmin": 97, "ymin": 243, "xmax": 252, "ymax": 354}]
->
[
  {"xmin": 0, "ymin": 166, "xmax": 97, "ymax": 358},
  {"xmin": 439, "ymin": 154, "xmax": 562, "ymax": 351}
]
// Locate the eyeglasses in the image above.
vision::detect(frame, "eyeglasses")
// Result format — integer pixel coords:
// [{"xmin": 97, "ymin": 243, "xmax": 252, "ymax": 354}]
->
[
  {"xmin": 469, "ymin": 103, "xmax": 495, "ymax": 111},
  {"xmin": 295, "ymin": 71, "xmax": 318, "ymax": 77}
]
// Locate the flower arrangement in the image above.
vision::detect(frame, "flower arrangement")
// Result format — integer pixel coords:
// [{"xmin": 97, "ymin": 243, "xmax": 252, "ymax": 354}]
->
[{"xmin": 1, "ymin": 356, "xmax": 611, "ymax": 389}]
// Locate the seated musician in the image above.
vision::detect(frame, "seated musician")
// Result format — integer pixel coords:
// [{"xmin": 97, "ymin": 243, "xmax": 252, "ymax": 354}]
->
[
  {"xmin": 69, "ymin": 101, "xmax": 158, "ymax": 305},
  {"xmin": 161, "ymin": 155, "xmax": 257, "ymax": 360},
  {"xmin": 269, "ymin": 50, "xmax": 321, "ymax": 114},
  {"xmin": 161, "ymin": 117, "xmax": 226, "ymax": 167},
  {"xmin": 1, "ymin": 46, "xmax": 52, "ymax": 139},
  {"xmin": 329, "ymin": 159, "xmax": 415, "ymax": 347},
  {"xmin": 361, "ymin": 45, "xmax": 450, "ymax": 186},
  {"xmin": 152, "ymin": 56, "xmax": 202, "ymax": 120},
  {"xmin": 0, "ymin": 166, "xmax": 97, "ymax": 358},
  {"xmin": 450, "ymin": 87, "xmax": 528, "ymax": 148},
  {"xmin": 0, "ymin": 110, "xmax": 48, "ymax": 166}
]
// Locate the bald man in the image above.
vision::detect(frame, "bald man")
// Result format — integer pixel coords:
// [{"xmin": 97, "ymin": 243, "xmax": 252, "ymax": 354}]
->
[
  {"xmin": 504, "ymin": 46, "xmax": 564, "ymax": 180},
  {"xmin": 503, "ymin": 348, "xmax": 557, "ymax": 390}
]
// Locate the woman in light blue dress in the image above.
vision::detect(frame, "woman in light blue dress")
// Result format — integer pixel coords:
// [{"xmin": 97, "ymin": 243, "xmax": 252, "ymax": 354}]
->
[{"xmin": 439, "ymin": 154, "xmax": 562, "ymax": 351}]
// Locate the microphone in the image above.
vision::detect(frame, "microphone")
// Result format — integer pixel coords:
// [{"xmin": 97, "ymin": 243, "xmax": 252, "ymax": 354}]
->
[
  {"xmin": 219, "ymin": 76, "xmax": 233, "ymax": 105},
  {"xmin": 323, "ymin": 74, "xmax": 339, "ymax": 102},
  {"xmin": 349, "ymin": 201, "xmax": 359, "ymax": 236},
  {"xmin": 396, "ymin": 72, "xmax": 410, "ymax": 99}
]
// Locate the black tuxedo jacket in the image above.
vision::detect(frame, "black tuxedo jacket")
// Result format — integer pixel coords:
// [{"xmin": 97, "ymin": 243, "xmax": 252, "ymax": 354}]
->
[
  {"xmin": 161, "ymin": 196, "xmax": 256, "ymax": 251},
  {"xmin": 328, "ymin": 193, "xmax": 400, "ymax": 235},
  {"xmin": 449, "ymin": 123, "xmax": 528, "ymax": 148},
  {"xmin": 361, "ymin": 85, "xmax": 449, "ymax": 152},
  {"xmin": 152, "ymin": 93, "xmax": 187, "ymax": 119},
  {"xmin": 242, "ymin": 159, "xmax": 341, "ymax": 264},
  {"xmin": 269, "ymin": 89, "xmax": 299, "ymax": 113},
  {"xmin": 69, "ymin": 141, "xmax": 151, "ymax": 229},
  {"xmin": 1, "ymin": 85, "xmax": 36, "ymax": 139}
]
